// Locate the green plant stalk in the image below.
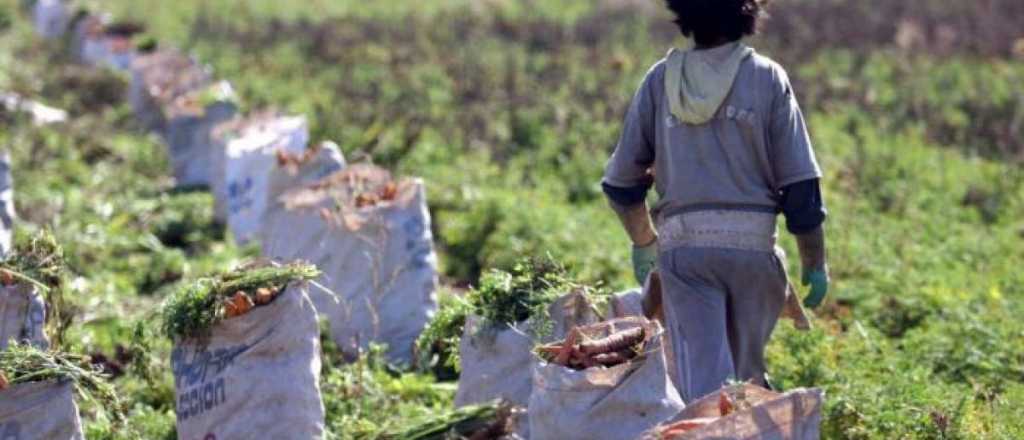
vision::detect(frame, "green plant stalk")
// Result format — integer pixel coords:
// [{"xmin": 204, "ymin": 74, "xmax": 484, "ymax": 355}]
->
[
  {"xmin": 383, "ymin": 401, "xmax": 502, "ymax": 440},
  {"xmin": 0, "ymin": 344, "xmax": 123, "ymax": 422}
]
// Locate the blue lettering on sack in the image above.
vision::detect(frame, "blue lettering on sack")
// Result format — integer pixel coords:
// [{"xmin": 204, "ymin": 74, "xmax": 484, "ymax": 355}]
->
[
  {"xmin": 227, "ymin": 177, "xmax": 255, "ymax": 214},
  {"xmin": 176, "ymin": 377, "xmax": 227, "ymax": 422},
  {"xmin": 401, "ymin": 217, "xmax": 433, "ymax": 269},
  {"xmin": 0, "ymin": 422, "xmax": 21, "ymax": 440},
  {"xmin": 171, "ymin": 329, "xmax": 273, "ymax": 422}
]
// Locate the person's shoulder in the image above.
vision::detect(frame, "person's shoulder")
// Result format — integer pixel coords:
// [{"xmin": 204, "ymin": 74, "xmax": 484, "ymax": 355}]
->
[
  {"xmin": 746, "ymin": 51, "xmax": 791, "ymax": 86},
  {"xmin": 641, "ymin": 54, "xmax": 670, "ymax": 85}
]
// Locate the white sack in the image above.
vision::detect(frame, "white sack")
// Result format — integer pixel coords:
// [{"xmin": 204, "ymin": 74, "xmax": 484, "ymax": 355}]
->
[
  {"xmin": 128, "ymin": 50, "xmax": 210, "ymax": 133},
  {"xmin": 0, "ymin": 380, "xmax": 84, "ymax": 440},
  {"xmin": 529, "ymin": 317, "xmax": 685, "ymax": 440},
  {"xmin": 607, "ymin": 288, "xmax": 644, "ymax": 319},
  {"xmin": 163, "ymin": 82, "xmax": 237, "ymax": 187},
  {"xmin": 645, "ymin": 384, "xmax": 824, "ymax": 440},
  {"xmin": 259, "ymin": 141, "xmax": 347, "ymax": 265},
  {"xmin": 0, "ymin": 284, "xmax": 49, "ymax": 351},
  {"xmin": 171, "ymin": 284, "xmax": 325, "ymax": 439},
  {"xmin": 209, "ymin": 118, "xmax": 245, "ymax": 224},
  {"xmin": 455, "ymin": 291, "xmax": 599, "ymax": 408},
  {"xmin": 33, "ymin": 0, "xmax": 69, "ymax": 39},
  {"xmin": 263, "ymin": 173, "xmax": 438, "ymax": 364},
  {"xmin": 0, "ymin": 151, "xmax": 14, "ymax": 256},
  {"xmin": 70, "ymin": 15, "xmax": 109, "ymax": 67},
  {"xmin": 266, "ymin": 141, "xmax": 347, "ymax": 205},
  {"xmin": 224, "ymin": 115, "xmax": 308, "ymax": 244}
]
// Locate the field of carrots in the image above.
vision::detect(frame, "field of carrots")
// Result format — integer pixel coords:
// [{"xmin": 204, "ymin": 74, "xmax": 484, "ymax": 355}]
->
[{"xmin": 1, "ymin": 0, "xmax": 1024, "ymax": 439}]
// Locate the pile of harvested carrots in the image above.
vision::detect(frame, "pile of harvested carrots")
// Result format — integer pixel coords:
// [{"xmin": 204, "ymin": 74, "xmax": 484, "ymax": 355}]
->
[
  {"xmin": 353, "ymin": 181, "xmax": 399, "ymax": 208},
  {"xmin": 308, "ymin": 164, "xmax": 402, "ymax": 209},
  {"xmin": 223, "ymin": 285, "xmax": 282, "ymax": 318},
  {"xmin": 537, "ymin": 325, "xmax": 647, "ymax": 370},
  {"xmin": 657, "ymin": 391, "xmax": 747, "ymax": 438}
]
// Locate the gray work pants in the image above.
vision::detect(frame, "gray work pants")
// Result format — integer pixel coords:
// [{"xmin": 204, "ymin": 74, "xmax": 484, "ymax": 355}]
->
[{"xmin": 659, "ymin": 246, "xmax": 788, "ymax": 402}]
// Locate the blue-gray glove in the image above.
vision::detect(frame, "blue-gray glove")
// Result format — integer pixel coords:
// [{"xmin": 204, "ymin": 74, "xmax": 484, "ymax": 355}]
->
[
  {"xmin": 802, "ymin": 267, "xmax": 829, "ymax": 309},
  {"xmin": 632, "ymin": 241, "xmax": 658, "ymax": 285}
]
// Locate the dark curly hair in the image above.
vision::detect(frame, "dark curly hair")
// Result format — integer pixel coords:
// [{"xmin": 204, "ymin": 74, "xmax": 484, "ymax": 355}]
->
[{"xmin": 664, "ymin": 0, "xmax": 769, "ymax": 47}]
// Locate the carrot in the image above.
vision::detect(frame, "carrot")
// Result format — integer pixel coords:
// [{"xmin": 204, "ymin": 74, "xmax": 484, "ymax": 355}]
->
[
  {"xmin": 275, "ymin": 149, "xmax": 290, "ymax": 167},
  {"xmin": 591, "ymin": 349, "xmax": 635, "ymax": 366},
  {"xmin": 0, "ymin": 371, "xmax": 7, "ymax": 390},
  {"xmin": 537, "ymin": 345, "xmax": 563, "ymax": 356},
  {"xmin": 254, "ymin": 287, "xmax": 274, "ymax": 305},
  {"xmin": 0, "ymin": 269, "xmax": 13, "ymax": 286},
  {"xmin": 381, "ymin": 182, "xmax": 399, "ymax": 201},
  {"xmin": 660, "ymin": 417, "xmax": 718, "ymax": 437},
  {"xmin": 577, "ymin": 346, "xmax": 597, "ymax": 369},
  {"xmin": 555, "ymin": 328, "xmax": 579, "ymax": 366},
  {"xmin": 579, "ymin": 326, "xmax": 646, "ymax": 355},
  {"xmin": 224, "ymin": 291, "xmax": 254, "ymax": 318},
  {"xmin": 355, "ymin": 192, "xmax": 380, "ymax": 208},
  {"xmin": 719, "ymin": 391, "xmax": 735, "ymax": 416}
]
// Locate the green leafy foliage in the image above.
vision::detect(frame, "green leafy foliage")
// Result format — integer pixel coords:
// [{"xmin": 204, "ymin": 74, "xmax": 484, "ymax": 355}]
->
[
  {"xmin": 159, "ymin": 263, "xmax": 319, "ymax": 341},
  {"xmin": 380, "ymin": 401, "xmax": 509, "ymax": 440},
  {"xmin": 415, "ymin": 256, "xmax": 597, "ymax": 376}
]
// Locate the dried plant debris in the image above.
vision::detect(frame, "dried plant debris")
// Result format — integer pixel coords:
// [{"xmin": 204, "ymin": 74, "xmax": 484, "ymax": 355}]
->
[
  {"xmin": 290, "ymin": 164, "xmax": 406, "ymax": 211},
  {"xmin": 160, "ymin": 262, "xmax": 320, "ymax": 341},
  {"xmin": 0, "ymin": 344, "xmax": 123, "ymax": 421},
  {"xmin": 274, "ymin": 142, "xmax": 331, "ymax": 168},
  {"xmin": 0, "ymin": 230, "xmax": 65, "ymax": 291}
]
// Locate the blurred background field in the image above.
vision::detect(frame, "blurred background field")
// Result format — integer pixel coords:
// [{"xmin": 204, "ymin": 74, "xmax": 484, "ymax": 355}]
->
[{"xmin": 1, "ymin": 0, "xmax": 1023, "ymax": 438}]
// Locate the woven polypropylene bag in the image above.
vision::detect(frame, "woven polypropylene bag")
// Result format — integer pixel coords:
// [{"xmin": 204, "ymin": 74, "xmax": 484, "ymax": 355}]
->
[
  {"xmin": 644, "ymin": 384, "xmax": 824, "ymax": 440},
  {"xmin": 171, "ymin": 284, "xmax": 325, "ymax": 439},
  {"xmin": 262, "ymin": 172, "xmax": 438, "ymax": 364},
  {"xmin": 0, "ymin": 284, "xmax": 49, "ymax": 351},
  {"xmin": 0, "ymin": 380, "xmax": 84, "ymax": 440},
  {"xmin": 528, "ymin": 317, "xmax": 685, "ymax": 440},
  {"xmin": 223, "ymin": 116, "xmax": 308, "ymax": 244},
  {"xmin": 0, "ymin": 150, "xmax": 14, "ymax": 257}
]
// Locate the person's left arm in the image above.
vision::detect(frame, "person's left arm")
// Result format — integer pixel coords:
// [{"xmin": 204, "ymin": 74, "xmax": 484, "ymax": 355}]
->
[{"xmin": 768, "ymin": 64, "xmax": 830, "ymax": 308}]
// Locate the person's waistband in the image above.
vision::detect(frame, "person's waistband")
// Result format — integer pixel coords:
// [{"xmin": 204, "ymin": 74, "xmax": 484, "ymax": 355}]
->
[{"xmin": 657, "ymin": 209, "xmax": 777, "ymax": 252}]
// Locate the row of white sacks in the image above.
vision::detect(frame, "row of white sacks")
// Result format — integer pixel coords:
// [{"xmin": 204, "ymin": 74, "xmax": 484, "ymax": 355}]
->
[
  {"xmin": 128, "ymin": 52, "xmax": 439, "ymax": 365},
  {"xmin": 32, "ymin": 0, "xmax": 440, "ymax": 364},
  {"xmin": 13, "ymin": 5, "xmax": 437, "ymax": 438}
]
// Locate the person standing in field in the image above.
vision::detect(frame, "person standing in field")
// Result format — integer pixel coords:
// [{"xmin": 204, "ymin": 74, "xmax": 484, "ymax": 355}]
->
[{"xmin": 602, "ymin": 0, "xmax": 829, "ymax": 401}]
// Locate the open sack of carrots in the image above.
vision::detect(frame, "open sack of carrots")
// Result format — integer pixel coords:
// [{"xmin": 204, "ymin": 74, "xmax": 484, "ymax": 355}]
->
[
  {"xmin": 645, "ymin": 383, "xmax": 824, "ymax": 440},
  {"xmin": 163, "ymin": 262, "xmax": 327, "ymax": 439},
  {"xmin": 528, "ymin": 317, "xmax": 684, "ymax": 440},
  {"xmin": 262, "ymin": 163, "xmax": 439, "ymax": 365}
]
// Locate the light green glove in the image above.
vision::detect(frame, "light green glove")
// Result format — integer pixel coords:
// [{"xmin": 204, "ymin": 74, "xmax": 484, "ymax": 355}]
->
[
  {"xmin": 632, "ymin": 241, "xmax": 659, "ymax": 285},
  {"xmin": 802, "ymin": 268, "xmax": 829, "ymax": 309}
]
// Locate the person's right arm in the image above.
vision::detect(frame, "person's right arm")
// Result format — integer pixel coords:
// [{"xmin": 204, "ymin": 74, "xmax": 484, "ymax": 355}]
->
[{"xmin": 602, "ymin": 64, "xmax": 660, "ymax": 284}]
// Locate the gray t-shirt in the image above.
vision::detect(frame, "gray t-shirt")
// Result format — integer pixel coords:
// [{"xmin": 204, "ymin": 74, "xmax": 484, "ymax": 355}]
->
[{"xmin": 603, "ymin": 51, "xmax": 821, "ymax": 223}]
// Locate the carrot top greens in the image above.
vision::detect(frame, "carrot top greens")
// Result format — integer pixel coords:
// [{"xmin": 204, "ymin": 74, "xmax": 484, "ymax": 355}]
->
[{"xmin": 160, "ymin": 262, "xmax": 320, "ymax": 341}]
